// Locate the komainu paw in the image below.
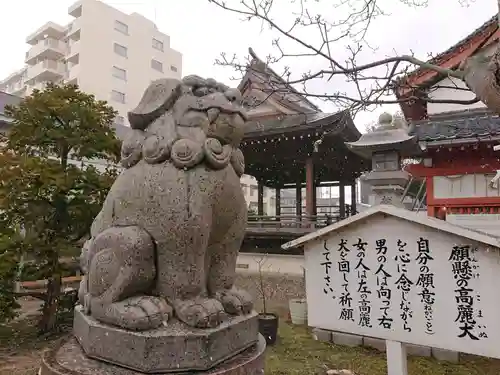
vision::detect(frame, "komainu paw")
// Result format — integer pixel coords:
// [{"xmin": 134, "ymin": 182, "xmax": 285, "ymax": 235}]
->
[
  {"xmin": 90, "ymin": 295, "xmax": 172, "ymax": 331},
  {"xmin": 174, "ymin": 298, "xmax": 228, "ymax": 328},
  {"xmin": 215, "ymin": 287, "xmax": 254, "ymax": 315}
]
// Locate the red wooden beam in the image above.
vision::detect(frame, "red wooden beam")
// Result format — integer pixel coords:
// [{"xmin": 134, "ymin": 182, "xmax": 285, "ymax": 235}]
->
[{"xmin": 406, "ymin": 163, "xmax": 500, "ymax": 178}]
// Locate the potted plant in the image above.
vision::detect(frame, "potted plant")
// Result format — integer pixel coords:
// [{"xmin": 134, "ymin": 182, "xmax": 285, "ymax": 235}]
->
[
  {"xmin": 289, "ymin": 267, "xmax": 307, "ymax": 325},
  {"xmin": 255, "ymin": 255, "xmax": 279, "ymax": 346}
]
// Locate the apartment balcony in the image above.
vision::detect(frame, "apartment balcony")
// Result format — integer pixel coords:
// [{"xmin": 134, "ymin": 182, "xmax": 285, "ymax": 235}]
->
[
  {"xmin": 26, "ymin": 22, "xmax": 66, "ymax": 45},
  {"xmin": 25, "ymin": 38, "xmax": 67, "ymax": 65},
  {"xmin": 3, "ymin": 81, "xmax": 27, "ymax": 97},
  {"xmin": 26, "ymin": 60, "xmax": 66, "ymax": 84},
  {"xmin": 9, "ymin": 82, "xmax": 27, "ymax": 97},
  {"xmin": 67, "ymin": 17, "xmax": 82, "ymax": 40},
  {"xmin": 68, "ymin": 0, "xmax": 83, "ymax": 18},
  {"xmin": 66, "ymin": 63, "xmax": 80, "ymax": 85},
  {"xmin": 25, "ymin": 82, "xmax": 49, "ymax": 97},
  {"xmin": 66, "ymin": 41, "xmax": 80, "ymax": 64}
]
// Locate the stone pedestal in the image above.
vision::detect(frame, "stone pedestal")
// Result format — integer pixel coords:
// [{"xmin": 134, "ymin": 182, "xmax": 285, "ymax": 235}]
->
[
  {"xmin": 39, "ymin": 335, "xmax": 266, "ymax": 375},
  {"xmin": 72, "ymin": 306, "xmax": 259, "ymax": 373},
  {"xmin": 365, "ymin": 169, "xmax": 411, "ymax": 208},
  {"xmin": 40, "ymin": 306, "xmax": 266, "ymax": 375}
]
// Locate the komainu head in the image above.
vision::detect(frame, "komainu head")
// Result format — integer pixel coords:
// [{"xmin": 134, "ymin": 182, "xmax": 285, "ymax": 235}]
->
[{"xmin": 120, "ymin": 75, "xmax": 247, "ymax": 173}]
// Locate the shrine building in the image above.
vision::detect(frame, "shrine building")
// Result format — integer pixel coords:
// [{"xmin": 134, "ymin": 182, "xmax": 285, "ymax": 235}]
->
[
  {"xmin": 238, "ymin": 49, "xmax": 370, "ymax": 234},
  {"xmin": 394, "ymin": 15, "xmax": 500, "ymax": 235}
]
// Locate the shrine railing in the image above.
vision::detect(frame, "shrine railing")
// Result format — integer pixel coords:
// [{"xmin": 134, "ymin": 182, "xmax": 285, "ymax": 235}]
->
[{"xmin": 247, "ymin": 214, "xmax": 345, "ymax": 229}]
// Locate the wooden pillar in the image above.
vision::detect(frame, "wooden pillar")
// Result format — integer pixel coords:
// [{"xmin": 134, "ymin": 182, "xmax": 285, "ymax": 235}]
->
[
  {"xmin": 295, "ymin": 180, "xmax": 302, "ymax": 219},
  {"xmin": 339, "ymin": 181, "xmax": 346, "ymax": 219},
  {"xmin": 312, "ymin": 181, "xmax": 318, "ymax": 216},
  {"xmin": 350, "ymin": 181, "xmax": 357, "ymax": 216},
  {"xmin": 257, "ymin": 183, "xmax": 264, "ymax": 216},
  {"xmin": 275, "ymin": 187, "xmax": 281, "ymax": 218},
  {"xmin": 305, "ymin": 157, "xmax": 314, "ymax": 218}
]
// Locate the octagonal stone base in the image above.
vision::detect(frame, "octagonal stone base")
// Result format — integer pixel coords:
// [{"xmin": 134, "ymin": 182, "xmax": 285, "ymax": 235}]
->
[
  {"xmin": 40, "ymin": 335, "xmax": 266, "ymax": 375},
  {"xmin": 72, "ymin": 305, "xmax": 260, "ymax": 373}
]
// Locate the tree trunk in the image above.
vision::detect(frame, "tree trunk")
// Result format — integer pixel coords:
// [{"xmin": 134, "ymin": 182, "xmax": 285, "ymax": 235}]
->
[
  {"xmin": 39, "ymin": 274, "xmax": 61, "ymax": 334},
  {"xmin": 461, "ymin": 2, "xmax": 500, "ymax": 114},
  {"xmin": 38, "ymin": 262, "xmax": 61, "ymax": 334}
]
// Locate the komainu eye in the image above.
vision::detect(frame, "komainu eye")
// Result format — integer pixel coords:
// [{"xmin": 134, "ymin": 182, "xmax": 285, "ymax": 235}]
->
[{"xmin": 193, "ymin": 87, "xmax": 209, "ymax": 97}]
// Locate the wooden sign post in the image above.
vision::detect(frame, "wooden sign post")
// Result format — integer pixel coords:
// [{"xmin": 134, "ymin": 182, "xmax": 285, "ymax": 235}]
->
[{"xmin": 386, "ymin": 340, "xmax": 408, "ymax": 375}]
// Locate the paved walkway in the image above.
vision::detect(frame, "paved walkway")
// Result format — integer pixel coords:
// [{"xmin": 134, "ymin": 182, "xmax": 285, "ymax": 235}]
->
[{"xmin": 15, "ymin": 297, "xmax": 43, "ymax": 321}]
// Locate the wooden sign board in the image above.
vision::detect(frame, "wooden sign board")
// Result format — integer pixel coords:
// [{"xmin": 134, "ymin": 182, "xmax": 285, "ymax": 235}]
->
[{"xmin": 283, "ymin": 205, "xmax": 500, "ymax": 374}]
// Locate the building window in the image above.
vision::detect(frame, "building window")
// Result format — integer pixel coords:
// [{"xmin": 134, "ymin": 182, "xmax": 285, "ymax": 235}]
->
[
  {"xmin": 115, "ymin": 115, "xmax": 124, "ymax": 125},
  {"xmin": 111, "ymin": 90, "xmax": 125, "ymax": 103},
  {"xmin": 250, "ymin": 186, "xmax": 258, "ymax": 197},
  {"xmin": 151, "ymin": 59, "xmax": 163, "ymax": 72},
  {"xmin": 112, "ymin": 66, "xmax": 126, "ymax": 80},
  {"xmin": 152, "ymin": 38, "xmax": 164, "ymax": 51},
  {"xmin": 114, "ymin": 20, "xmax": 128, "ymax": 35},
  {"xmin": 170, "ymin": 65, "xmax": 178, "ymax": 72},
  {"xmin": 372, "ymin": 151, "xmax": 399, "ymax": 171},
  {"xmin": 114, "ymin": 43, "xmax": 128, "ymax": 58}
]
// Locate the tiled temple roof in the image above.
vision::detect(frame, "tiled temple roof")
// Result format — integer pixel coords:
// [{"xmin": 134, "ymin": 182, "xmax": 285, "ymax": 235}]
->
[
  {"xmin": 243, "ymin": 110, "xmax": 361, "ymax": 141},
  {"xmin": 408, "ymin": 108, "xmax": 500, "ymax": 142},
  {"xmin": 403, "ymin": 15, "xmax": 497, "ymax": 86},
  {"xmin": 394, "ymin": 15, "xmax": 498, "ymax": 120}
]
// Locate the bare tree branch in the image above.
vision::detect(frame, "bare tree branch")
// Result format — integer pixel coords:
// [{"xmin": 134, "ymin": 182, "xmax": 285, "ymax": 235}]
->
[{"xmin": 209, "ymin": 0, "xmax": 495, "ymax": 116}]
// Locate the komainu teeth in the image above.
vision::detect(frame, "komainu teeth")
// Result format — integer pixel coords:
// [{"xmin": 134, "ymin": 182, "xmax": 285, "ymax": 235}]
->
[{"xmin": 207, "ymin": 108, "xmax": 220, "ymax": 123}]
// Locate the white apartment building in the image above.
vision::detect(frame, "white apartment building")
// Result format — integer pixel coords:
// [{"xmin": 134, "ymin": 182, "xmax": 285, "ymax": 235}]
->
[
  {"xmin": 240, "ymin": 175, "xmax": 276, "ymax": 216},
  {"xmin": 0, "ymin": 0, "xmax": 182, "ymax": 126},
  {"xmin": 0, "ymin": 0, "xmax": 274, "ymax": 215}
]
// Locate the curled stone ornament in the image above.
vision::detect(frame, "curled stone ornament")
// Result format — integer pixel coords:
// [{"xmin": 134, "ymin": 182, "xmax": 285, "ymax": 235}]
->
[
  {"xmin": 204, "ymin": 138, "xmax": 232, "ymax": 170},
  {"xmin": 230, "ymin": 147, "xmax": 245, "ymax": 177},
  {"xmin": 170, "ymin": 138, "xmax": 204, "ymax": 169},
  {"xmin": 121, "ymin": 130, "xmax": 146, "ymax": 168},
  {"xmin": 143, "ymin": 135, "xmax": 172, "ymax": 164}
]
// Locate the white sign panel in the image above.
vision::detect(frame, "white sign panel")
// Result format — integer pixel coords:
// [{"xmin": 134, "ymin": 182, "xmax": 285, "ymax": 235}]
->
[{"xmin": 305, "ymin": 215, "xmax": 500, "ymax": 359}]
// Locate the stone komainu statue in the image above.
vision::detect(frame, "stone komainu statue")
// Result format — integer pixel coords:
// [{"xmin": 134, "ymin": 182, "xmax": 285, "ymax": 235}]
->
[{"xmin": 78, "ymin": 75, "xmax": 252, "ymax": 331}]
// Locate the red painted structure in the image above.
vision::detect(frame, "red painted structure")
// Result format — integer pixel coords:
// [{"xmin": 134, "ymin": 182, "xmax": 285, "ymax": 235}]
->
[
  {"xmin": 395, "ymin": 15, "xmax": 499, "ymax": 121},
  {"xmin": 406, "ymin": 143, "xmax": 500, "ymax": 218},
  {"xmin": 394, "ymin": 16, "xmax": 500, "ymax": 218}
]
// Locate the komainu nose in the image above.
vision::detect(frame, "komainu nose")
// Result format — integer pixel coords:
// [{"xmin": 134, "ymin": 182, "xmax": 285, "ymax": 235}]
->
[{"xmin": 224, "ymin": 88, "xmax": 242, "ymax": 104}]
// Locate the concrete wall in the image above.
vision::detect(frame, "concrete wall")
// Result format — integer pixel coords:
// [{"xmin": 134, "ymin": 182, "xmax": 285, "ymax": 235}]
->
[
  {"xmin": 433, "ymin": 173, "xmax": 500, "ymax": 200},
  {"xmin": 427, "ymin": 76, "xmax": 487, "ymax": 115},
  {"xmin": 16, "ymin": 268, "xmax": 306, "ymax": 322},
  {"xmin": 311, "ymin": 327, "xmax": 459, "ymax": 362},
  {"xmin": 234, "ymin": 271, "xmax": 305, "ymax": 317},
  {"xmin": 236, "ymin": 253, "xmax": 304, "ymax": 275}
]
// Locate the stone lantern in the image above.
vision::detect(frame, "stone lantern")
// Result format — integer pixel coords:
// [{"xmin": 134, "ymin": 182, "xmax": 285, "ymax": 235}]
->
[{"xmin": 345, "ymin": 112, "xmax": 421, "ymax": 208}]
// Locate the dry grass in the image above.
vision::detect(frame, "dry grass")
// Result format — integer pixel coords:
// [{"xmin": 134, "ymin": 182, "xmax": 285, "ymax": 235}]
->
[
  {"xmin": 267, "ymin": 323, "xmax": 500, "ymax": 375},
  {"xmin": 2, "ymin": 317, "xmax": 500, "ymax": 375}
]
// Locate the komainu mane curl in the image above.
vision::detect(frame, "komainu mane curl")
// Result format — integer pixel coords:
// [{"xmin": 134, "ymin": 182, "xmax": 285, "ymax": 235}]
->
[{"xmin": 119, "ymin": 75, "xmax": 246, "ymax": 176}]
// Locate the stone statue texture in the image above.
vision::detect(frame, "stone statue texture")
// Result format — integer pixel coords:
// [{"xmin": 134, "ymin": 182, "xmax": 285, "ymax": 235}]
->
[{"xmin": 78, "ymin": 75, "xmax": 253, "ymax": 332}]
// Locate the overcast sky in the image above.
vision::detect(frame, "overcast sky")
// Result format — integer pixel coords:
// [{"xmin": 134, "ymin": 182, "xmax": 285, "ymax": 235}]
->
[{"xmin": 0, "ymin": 0, "xmax": 495, "ymax": 131}]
